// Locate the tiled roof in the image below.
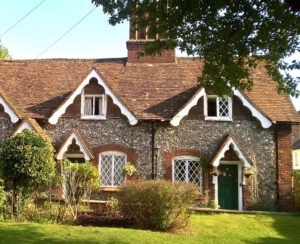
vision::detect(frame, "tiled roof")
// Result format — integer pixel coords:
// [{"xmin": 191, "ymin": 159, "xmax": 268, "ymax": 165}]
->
[{"xmin": 0, "ymin": 58, "xmax": 298, "ymax": 122}]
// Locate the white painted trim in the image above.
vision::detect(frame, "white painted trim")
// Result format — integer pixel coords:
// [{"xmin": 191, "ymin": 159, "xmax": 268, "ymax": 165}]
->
[
  {"xmin": 214, "ymin": 161, "xmax": 243, "ymax": 211},
  {"xmin": 233, "ymin": 89, "xmax": 272, "ymax": 128},
  {"xmin": 170, "ymin": 88, "xmax": 272, "ymax": 128},
  {"xmin": 211, "ymin": 137, "xmax": 251, "ymax": 168},
  {"xmin": 81, "ymin": 93, "xmax": 107, "ymax": 119},
  {"xmin": 170, "ymin": 89, "xmax": 205, "ymax": 126},
  {"xmin": 63, "ymin": 153, "xmax": 85, "ymax": 159},
  {"xmin": 14, "ymin": 121, "xmax": 33, "ymax": 135},
  {"xmin": 56, "ymin": 132, "xmax": 91, "ymax": 161},
  {"xmin": 293, "ymin": 150, "xmax": 300, "ymax": 170},
  {"xmin": 0, "ymin": 95, "xmax": 19, "ymax": 123},
  {"xmin": 48, "ymin": 69, "xmax": 138, "ymax": 125}
]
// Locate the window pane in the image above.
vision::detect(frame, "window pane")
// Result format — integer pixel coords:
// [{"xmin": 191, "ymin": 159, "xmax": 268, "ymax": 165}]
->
[
  {"xmin": 188, "ymin": 160, "xmax": 202, "ymax": 189},
  {"xmin": 218, "ymin": 97, "xmax": 229, "ymax": 117},
  {"xmin": 84, "ymin": 97, "xmax": 93, "ymax": 115},
  {"xmin": 174, "ymin": 159, "xmax": 186, "ymax": 182},
  {"xmin": 100, "ymin": 155, "xmax": 113, "ymax": 186},
  {"xmin": 207, "ymin": 98, "xmax": 217, "ymax": 116},
  {"xmin": 113, "ymin": 155, "xmax": 126, "ymax": 186},
  {"xmin": 94, "ymin": 97, "xmax": 100, "ymax": 115}
]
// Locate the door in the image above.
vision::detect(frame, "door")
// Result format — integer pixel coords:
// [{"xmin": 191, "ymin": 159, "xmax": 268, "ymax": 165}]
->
[{"xmin": 218, "ymin": 164, "xmax": 238, "ymax": 210}]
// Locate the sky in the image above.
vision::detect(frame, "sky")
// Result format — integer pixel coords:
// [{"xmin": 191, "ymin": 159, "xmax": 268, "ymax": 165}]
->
[
  {"xmin": 0, "ymin": 0, "xmax": 299, "ymax": 109},
  {"xmin": 0, "ymin": 0, "xmax": 129, "ymax": 59}
]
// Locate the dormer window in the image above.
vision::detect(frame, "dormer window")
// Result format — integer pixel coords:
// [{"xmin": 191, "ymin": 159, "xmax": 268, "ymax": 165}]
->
[
  {"xmin": 81, "ymin": 93, "xmax": 107, "ymax": 120},
  {"xmin": 205, "ymin": 95, "xmax": 232, "ymax": 121}
]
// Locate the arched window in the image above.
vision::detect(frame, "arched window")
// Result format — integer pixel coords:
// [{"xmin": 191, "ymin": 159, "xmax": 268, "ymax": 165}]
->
[
  {"xmin": 172, "ymin": 155, "xmax": 202, "ymax": 191},
  {"xmin": 99, "ymin": 151, "xmax": 127, "ymax": 187}
]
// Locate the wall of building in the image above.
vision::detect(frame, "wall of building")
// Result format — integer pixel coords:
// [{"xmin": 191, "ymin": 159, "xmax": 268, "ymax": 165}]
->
[
  {"xmin": 0, "ymin": 106, "xmax": 16, "ymax": 144},
  {"xmin": 44, "ymin": 114, "xmax": 277, "ymax": 210}
]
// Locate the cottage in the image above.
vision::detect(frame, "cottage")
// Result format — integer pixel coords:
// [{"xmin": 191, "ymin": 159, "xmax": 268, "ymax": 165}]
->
[{"xmin": 0, "ymin": 26, "xmax": 298, "ymax": 212}]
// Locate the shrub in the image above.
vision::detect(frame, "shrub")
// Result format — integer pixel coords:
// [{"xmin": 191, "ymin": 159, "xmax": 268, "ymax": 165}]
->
[
  {"xmin": 0, "ymin": 130, "xmax": 55, "ymax": 215},
  {"xmin": 118, "ymin": 180, "xmax": 198, "ymax": 231},
  {"xmin": 60, "ymin": 160, "xmax": 100, "ymax": 219}
]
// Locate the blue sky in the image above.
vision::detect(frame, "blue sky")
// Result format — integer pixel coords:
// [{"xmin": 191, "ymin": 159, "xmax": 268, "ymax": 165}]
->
[
  {"xmin": 0, "ymin": 0, "xmax": 129, "ymax": 59},
  {"xmin": 0, "ymin": 0, "xmax": 299, "ymax": 109}
]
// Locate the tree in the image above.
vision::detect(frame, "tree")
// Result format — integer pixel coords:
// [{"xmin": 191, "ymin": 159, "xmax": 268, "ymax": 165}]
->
[
  {"xmin": 60, "ymin": 160, "xmax": 100, "ymax": 219},
  {"xmin": 91, "ymin": 0, "xmax": 300, "ymax": 96},
  {"xmin": 0, "ymin": 44, "xmax": 11, "ymax": 60},
  {"xmin": 0, "ymin": 130, "xmax": 55, "ymax": 214}
]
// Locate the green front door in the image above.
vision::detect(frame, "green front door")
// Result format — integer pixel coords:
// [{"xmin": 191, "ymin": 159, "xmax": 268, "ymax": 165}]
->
[{"xmin": 218, "ymin": 164, "xmax": 238, "ymax": 210}]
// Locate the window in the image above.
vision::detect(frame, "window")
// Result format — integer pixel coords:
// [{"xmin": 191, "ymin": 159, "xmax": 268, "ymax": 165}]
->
[
  {"xmin": 99, "ymin": 151, "xmax": 127, "ymax": 187},
  {"xmin": 205, "ymin": 95, "xmax": 232, "ymax": 120},
  {"xmin": 81, "ymin": 94, "xmax": 106, "ymax": 119},
  {"xmin": 293, "ymin": 150, "xmax": 300, "ymax": 170},
  {"xmin": 172, "ymin": 156, "xmax": 202, "ymax": 191}
]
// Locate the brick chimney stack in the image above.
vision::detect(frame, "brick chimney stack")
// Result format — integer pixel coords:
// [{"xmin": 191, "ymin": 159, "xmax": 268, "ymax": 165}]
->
[{"xmin": 126, "ymin": 20, "xmax": 175, "ymax": 63}]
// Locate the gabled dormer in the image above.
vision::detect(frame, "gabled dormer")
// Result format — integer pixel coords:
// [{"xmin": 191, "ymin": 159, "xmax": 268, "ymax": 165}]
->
[
  {"xmin": 48, "ymin": 69, "xmax": 138, "ymax": 125},
  {"xmin": 170, "ymin": 88, "xmax": 272, "ymax": 128}
]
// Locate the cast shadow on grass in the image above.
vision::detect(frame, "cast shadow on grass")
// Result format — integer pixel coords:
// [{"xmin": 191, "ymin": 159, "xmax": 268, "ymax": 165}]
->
[
  {"xmin": 243, "ymin": 214, "xmax": 300, "ymax": 244},
  {"xmin": 0, "ymin": 224, "xmax": 129, "ymax": 244}
]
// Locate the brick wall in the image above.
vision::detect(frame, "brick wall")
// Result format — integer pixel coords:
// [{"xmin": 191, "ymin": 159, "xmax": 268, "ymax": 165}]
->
[
  {"xmin": 127, "ymin": 41, "xmax": 175, "ymax": 63},
  {"xmin": 276, "ymin": 123, "xmax": 294, "ymax": 211}
]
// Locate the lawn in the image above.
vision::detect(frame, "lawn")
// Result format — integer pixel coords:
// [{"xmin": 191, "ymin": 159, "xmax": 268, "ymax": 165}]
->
[{"xmin": 0, "ymin": 213, "xmax": 299, "ymax": 243}]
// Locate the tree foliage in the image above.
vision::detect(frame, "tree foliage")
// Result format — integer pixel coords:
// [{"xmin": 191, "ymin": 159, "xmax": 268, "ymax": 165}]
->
[
  {"xmin": 0, "ymin": 44, "xmax": 11, "ymax": 60},
  {"xmin": 92, "ymin": 0, "xmax": 300, "ymax": 96},
  {"xmin": 0, "ymin": 130, "xmax": 55, "ymax": 213}
]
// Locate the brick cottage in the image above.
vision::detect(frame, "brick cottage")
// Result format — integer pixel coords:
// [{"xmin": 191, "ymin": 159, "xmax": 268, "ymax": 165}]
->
[{"xmin": 0, "ymin": 26, "xmax": 299, "ymax": 212}]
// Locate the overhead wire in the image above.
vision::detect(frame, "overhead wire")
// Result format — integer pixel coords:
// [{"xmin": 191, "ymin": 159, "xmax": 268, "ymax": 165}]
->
[
  {"xmin": 0, "ymin": 0, "xmax": 47, "ymax": 40},
  {"xmin": 36, "ymin": 7, "xmax": 97, "ymax": 58}
]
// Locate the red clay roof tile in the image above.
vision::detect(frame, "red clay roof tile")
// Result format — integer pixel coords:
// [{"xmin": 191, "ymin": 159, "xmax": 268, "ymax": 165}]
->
[{"xmin": 0, "ymin": 58, "xmax": 298, "ymax": 122}]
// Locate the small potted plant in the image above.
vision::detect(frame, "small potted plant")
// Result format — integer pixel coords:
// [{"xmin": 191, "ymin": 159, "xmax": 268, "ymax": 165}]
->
[
  {"xmin": 122, "ymin": 163, "xmax": 137, "ymax": 177},
  {"xmin": 211, "ymin": 167, "xmax": 220, "ymax": 176},
  {"xmin": 243, "ymin": 167, "xmax": 255, "ymax": 178}
]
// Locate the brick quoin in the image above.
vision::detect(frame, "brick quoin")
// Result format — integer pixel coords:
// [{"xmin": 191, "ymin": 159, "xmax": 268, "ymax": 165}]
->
[{"xmin": 276, "ymin": 123, "xmax": 294, "ymax": 212}]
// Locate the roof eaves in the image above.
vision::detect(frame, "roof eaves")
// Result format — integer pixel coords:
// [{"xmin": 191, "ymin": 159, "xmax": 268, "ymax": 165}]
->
[{"xmin": 56, "ymin": 129, "xmax": 94, "ymax": 161}]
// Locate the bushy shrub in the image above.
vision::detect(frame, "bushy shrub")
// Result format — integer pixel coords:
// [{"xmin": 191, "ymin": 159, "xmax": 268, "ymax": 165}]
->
[
  {"xmin": 60, "ymin": 160, "xmax": 100, "ymax": 219},
  {"xmin": 0, "ymin": 130, "xmax": 55, "ymax": 215},
  {"xmin": 118, "ymin": 180, "xmax": 198, "ymax": 231}
]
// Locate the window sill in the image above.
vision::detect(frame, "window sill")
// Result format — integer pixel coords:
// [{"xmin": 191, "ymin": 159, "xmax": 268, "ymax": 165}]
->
[
  {"xmin": 205, "ymin": 117, "xmax": 232, "ymax": 122},
  {"xmin": 81, "ymin": 115, "xmax": 106, "ymax": 120},
  {"xmin": 100, "ymin": 187, "xmax": 122, "ymax": 192}
]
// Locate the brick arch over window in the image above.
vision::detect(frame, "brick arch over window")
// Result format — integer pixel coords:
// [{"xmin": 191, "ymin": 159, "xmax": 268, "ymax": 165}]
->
[
  {"xmin": 93, "ymin": 144, "xmax": 138, "ymax": 168},
  {"xmin": 165, "ymin": 149, "xmax": 201, "ymax": 180}
]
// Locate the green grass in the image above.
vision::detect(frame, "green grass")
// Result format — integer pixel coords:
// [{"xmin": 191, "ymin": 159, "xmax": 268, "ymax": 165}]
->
[{"xmin": 0, "ymin": 213, "xmax": 299, "ymax": 243}]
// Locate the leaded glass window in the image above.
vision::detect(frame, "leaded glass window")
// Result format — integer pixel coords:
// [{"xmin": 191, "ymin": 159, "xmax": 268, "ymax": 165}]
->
[
  {"xmin": 99, "ymin": 151, "xmax": 126, "ymax": 187},
  {"xmin": 206, "ymin": 95, "xmax": 232, "ymax": 120},
  {"xmin": 173, "ymin": 156, "xmax": 202, "ymax": 191}
]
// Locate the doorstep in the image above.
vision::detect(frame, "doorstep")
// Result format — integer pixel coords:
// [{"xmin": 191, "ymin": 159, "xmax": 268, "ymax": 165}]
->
[{"xmin": 189, "ymin": 207, "xmax": 295, "ymax": 215}]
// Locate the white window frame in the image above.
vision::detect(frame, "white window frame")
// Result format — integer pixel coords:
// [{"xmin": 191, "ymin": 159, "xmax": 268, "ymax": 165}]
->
[
  {"xmin": 99, "ymin": 151, "xmax": 127, "ymax": 187},
  {"xmin": 293, "ymin": 150, "xmax": 300, "ymax": 170},
  {"xmin": 172, "ymin": 155, "xmax": 202, "ymax": 191},
  {"xmin": 81, "ymin": 90, "xmax": 107, "ymax": 120},
  {"xmin": 204, "ymin": 95, "xmax": 232, "ymax": 121}
]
